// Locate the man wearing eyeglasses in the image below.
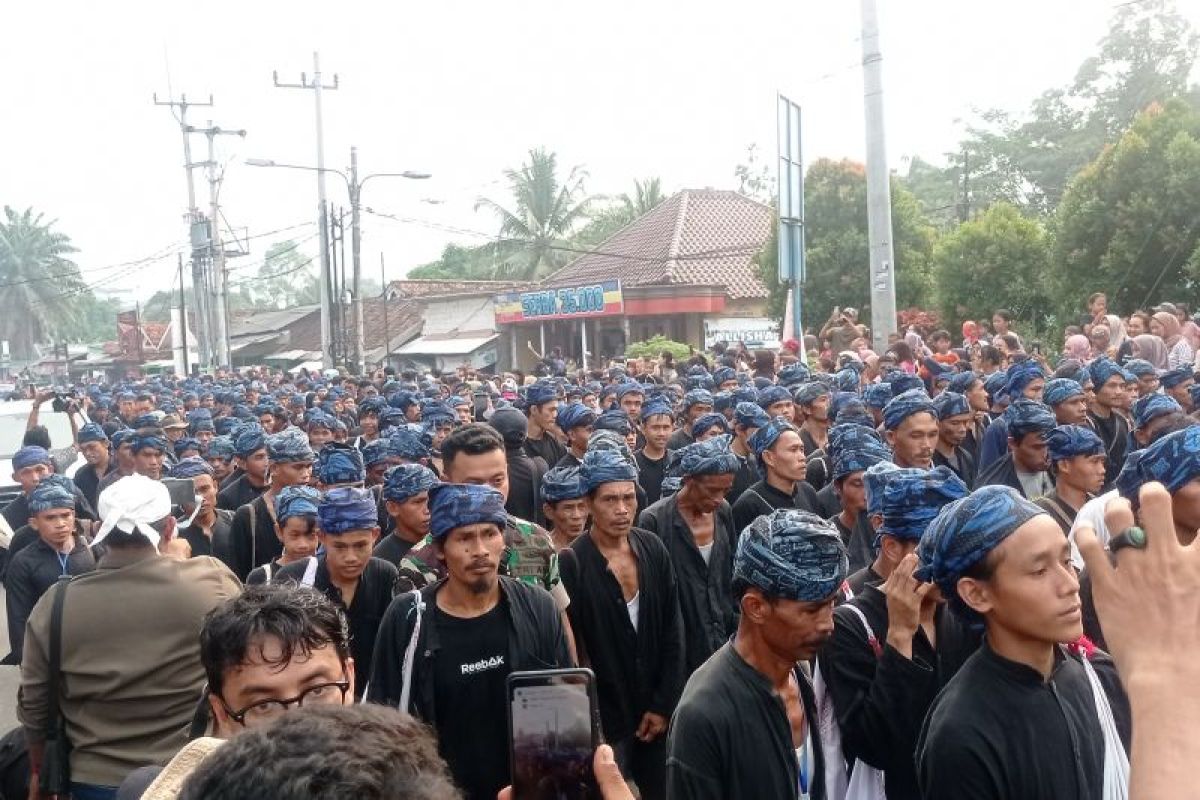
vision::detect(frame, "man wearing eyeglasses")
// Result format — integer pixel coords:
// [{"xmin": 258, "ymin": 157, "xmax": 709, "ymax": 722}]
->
[{"xmin": 116, "ymin": 583, "xmax": 354, "ymax": 798}]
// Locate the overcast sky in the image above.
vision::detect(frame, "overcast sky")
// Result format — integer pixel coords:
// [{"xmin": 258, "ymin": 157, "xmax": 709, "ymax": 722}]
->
[{"xmin": 5, "ymin": 0, "xmax": 1197, "ymax": 306}]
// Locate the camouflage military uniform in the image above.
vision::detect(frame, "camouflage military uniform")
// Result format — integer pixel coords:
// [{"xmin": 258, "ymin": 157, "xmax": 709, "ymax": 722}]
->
[{"xmin": 394, "ymin": 514, "xmax": 568, "ymax": 609}]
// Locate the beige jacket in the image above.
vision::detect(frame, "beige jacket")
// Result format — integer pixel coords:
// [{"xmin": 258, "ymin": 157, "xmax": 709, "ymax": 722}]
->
[{"xmin": 19, "ymin": 550, "xmax": 241, "ymax": 786}]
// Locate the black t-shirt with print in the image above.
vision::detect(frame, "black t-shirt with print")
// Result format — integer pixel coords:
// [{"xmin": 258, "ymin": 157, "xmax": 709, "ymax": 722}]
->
[{"xmin": 433, "ymin": 600, "xmax": 511, "ymax": 800}]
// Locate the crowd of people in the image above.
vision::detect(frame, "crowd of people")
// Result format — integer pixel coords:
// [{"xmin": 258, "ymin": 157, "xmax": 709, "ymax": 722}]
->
[{"xmin": 2, "ymin": 290, "xmax": 1199, "ymax": 799}]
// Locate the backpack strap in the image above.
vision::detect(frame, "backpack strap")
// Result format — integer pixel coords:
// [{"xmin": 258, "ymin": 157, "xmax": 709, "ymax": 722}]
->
[{"xmin": 842, "ymin": 602, "xmax": 882, "ymax": 659}]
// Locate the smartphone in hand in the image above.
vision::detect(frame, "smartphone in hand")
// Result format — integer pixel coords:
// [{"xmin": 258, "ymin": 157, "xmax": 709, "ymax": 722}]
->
[{"xmin": 508, "ymin": 669, "xmax": 602, "ymax": 800}]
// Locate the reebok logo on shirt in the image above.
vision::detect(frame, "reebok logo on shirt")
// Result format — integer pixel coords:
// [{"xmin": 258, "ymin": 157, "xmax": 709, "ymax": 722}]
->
[{"xmin": 461, "ymin": 655, "xmax": 505, "ymax": 675}]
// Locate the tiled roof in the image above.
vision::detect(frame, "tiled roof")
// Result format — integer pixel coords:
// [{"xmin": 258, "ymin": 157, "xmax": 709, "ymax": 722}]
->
[
  {"xmin": 384, "ymin": 279, "xmax": 532, "ymax": 301},
  {"xmin": 541, "ymin": 189, "xmax": 773, "ymax": 299}
]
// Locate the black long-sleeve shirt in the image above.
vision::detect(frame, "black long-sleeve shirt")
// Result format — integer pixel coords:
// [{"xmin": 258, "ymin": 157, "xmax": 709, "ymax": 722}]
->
[
  {"xmin": 560, "ymin": 528, "xmax": 685, "ymax": 742},
  {"xmin": 916, "ymin": 641, "xmax": 1130, "ymax": 800},
  {"xmin": 216, "ymin": 473, "xmax": 265, "ymax": 512},
  {"xmin": 634, "ymin": 449, "xmax": 672, "ymax": 506},
  {"xmin": 666, "ymin": 642, "xmax": 826, "ymax": 800},
  {"xmin": 504, "ymin": 447, "xmax": 546, "ymax": 528},
  {"xmin": 6, "ymin": 536, "xmax": 95, "ymax": 660},
  {"xmin": 730, "ymin": 478, "xmax": 820, "ymax": 532},
  {"xmin": 224, "ymin": 495, "xmax": 280, "ymax": 581},
  {"xmin": 637, "ymin": 496, "xmax": 737, "ymax": 674},
  {"xmin": 817, "ymin": 585, "xmax": 979, "ymax": 800},
  {"xmin": 274, "ymin": 555, "xmax": 397, "ymax": 699},
  {"xmin": 1087, "ymin": 409, "xmax": 1129, "ymax": 490},
  {"xmin": 726, "ymin": 456, "xmax": 758, "ymax": 507}
]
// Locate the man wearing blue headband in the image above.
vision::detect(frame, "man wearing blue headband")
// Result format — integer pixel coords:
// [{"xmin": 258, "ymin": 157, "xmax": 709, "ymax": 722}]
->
[
  {"xmin": 635, "ymin": 400, "xmax": 675, "ymax": 505},
  {"xmin": 618, "ymin": 382, "xmax": 646, "ymax": 426},
  {"xmin": 274, "ymin": 487, "xmax": 396, "ymax": 701},
  {"xmin": 5, "ymin": 477, "xmax": 97, "ymax": 661},
  {"xmin": 224, "ymin": 429, "xmax": 315, "ymax": 581},
  {"xmin": 638, "ymin": 436, "xmax": 741, "ymax": 674},
  {"xmin": 540, "ymin": 465, "xmax": 589, "ymax": 551},
  {"xmin": 1087, "ymin": 356, "xmax": 1132, "ymax": 488},
  {"xmin": 245, "ymin": 485, "xmax": 320, "ymax": 585},
  {"xmin": 375, "ymin": 464, "xmax": 439, "ymax": 569},
  {"xmin": 72, "ymin": 423, "xmax": 111, "ymax": 512},
  {"xmin": 668, "ymin": 509, "xmax": 847, "ymax": 799},
  {"xmin": 561, "ymin": 448, "xmax": 684, "ymax": 799},
  {"xmin": 826, "ymin": 428, "xmax": 892, "ymax": 580},
  {"xmin": 931, "ymin": 391, "xmax": 978, "ymax": 488},
  {"xmin": 4, "ymin": 446, "xmax": 94, "ymax": 532},
  {"xmin": 216, "ymin": 424, "xmax": 270, "ymax": 512},
  {"xmin": 915, "ymin": 486, "xmax": 1129, "ymax": 800},
  {"xmin": 1160, "ymin": 366, "xmax": 1194, "ymax": 411},
  {"xmin": 977, "ymin": 399, "xmax": 1057, "ymax": 499},
  {"xmin": 727, "ymin": 402, "xmax": 770, "ymax": 506},
  {"xmin": 522, "ymin": 382, "xmax": 566, "ymax": 468},
  {"xmin": 1035, "ymin": 425, "xmax": 1108, "ymax": 535},
  {"xmin": 819, "ymin": 466, "xmax": 974, "ymax": 800},
  {"xmin": 733, "ymin": 417, "xmax": 822, "ymax": 532},
  {"xmin": 367, "ymin": 482, "xmax": 572, "ymax": 800},
  {"xmin": 794, "ymin": 382, "xmax": 833, "ymax": 458},
  {"xmin": 554, "ymin": 401, "xmax": 597, "ymax": 468},
  {"xmin": 168, "ymin": 457, "xmax": 234, "ymax": 562},
  {"xmin": 976, "ymin": 360, "xmax": 1047, "ymax": 471},
  {"xmin": 396, "ymin": 425, "xmax": 569, "ymax": 619},
  {"xmin": 883, "ymin": 389, "xmax": 940, "ymax": 470},
  {"xmin": 669, "ymin": 390, "xmax": 715, "ymax": 451}
]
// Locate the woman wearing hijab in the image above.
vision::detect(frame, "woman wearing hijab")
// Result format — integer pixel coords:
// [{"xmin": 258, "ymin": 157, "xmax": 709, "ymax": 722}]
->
[
  {"xmin": 1064, "ymin": 334, "xmax": 1092, "ymax": 363},
  {"xmin": 1088, "ymin": 324, "xmax": 1114, "ymax": 360},
  {"xmin": 1131, "ymin": 334, "xmax": 1169, "ymax": 370},
  {"xmin": 1152, "ymin": 312, "xmax": 1195, "ymax": 370}
]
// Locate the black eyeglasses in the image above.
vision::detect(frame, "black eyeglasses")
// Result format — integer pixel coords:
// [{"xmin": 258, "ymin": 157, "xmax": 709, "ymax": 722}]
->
[{"xmin": 218, "ymin": 673, "xmax": 351, "ymax": 727}]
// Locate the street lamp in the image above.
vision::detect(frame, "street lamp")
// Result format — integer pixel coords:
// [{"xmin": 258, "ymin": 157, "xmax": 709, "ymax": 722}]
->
[{"xmin": 246, "ymin": 151, "xmax": 430, "ymax": 372}]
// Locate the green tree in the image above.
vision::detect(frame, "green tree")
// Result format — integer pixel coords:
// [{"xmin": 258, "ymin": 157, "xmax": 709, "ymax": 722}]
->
[
  {"xmin": 960, "ymin": 0, "xmax": 1199, "ymax": 214},
  {"xmin": 0, "ymin": 206, "xmax": 87, "ymax": 358},
  {"xmin": 407, "ymin": 242, "xmax": 505, "ymax": 280},
  {"xmin": 1051, "ymin": 98, "xmax": 1200, "ymax": 315},
  {"xmin": 734, "ymin": 143, "xmax": 776, "ymax": 202},
  {"xmin": 239, "ymin": 240, "xmax": 321, "ymax": 309},
  {"xmin": 476, "ymin": 148, "xmax": 594, "ymax": 279},
  {"xmin": 931, "ymin": 203, "xmax": 1051, "ymax": 332},
  {"xmin": 573, "ymin": 177, "xmax": 668, "ymax": 248},
  {"xmin": 799, "ymin": 159, "xmax": 936, "ymax": 327}
]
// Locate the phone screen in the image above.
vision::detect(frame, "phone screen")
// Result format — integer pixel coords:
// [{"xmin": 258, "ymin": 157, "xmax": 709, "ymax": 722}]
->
[{"xmin": 508, "ymin": 669, "xmax": 600, "ymax": 800}]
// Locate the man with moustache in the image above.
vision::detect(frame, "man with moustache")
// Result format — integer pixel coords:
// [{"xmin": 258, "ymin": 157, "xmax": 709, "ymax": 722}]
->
[
  {"xmin": 666, "ymin": 509, "xmax": 848, "ymax": 799},
  {"xmin": 366, "ymin": 483, "xmax": 572, "ymax": 800}
]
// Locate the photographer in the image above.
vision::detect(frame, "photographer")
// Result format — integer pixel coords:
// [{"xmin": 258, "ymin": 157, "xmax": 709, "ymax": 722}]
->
[
  {"xmin": 27, "ymin": 388, "xmax": 82, "ymax": 476},
  {"xmin": 820, "ymin": 307, "xmax": 864, "ymax": 356}
]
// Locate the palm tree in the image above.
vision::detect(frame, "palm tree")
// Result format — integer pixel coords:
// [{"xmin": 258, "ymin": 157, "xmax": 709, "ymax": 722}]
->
[
  {"xmin": 619, "ymin": 177, "xmax": 665, "ymax": 218},
  {"xmin": 476, "ymin": 148, "xmax": 594, "ymax": 280},
  {"xmin": 0, "ymin": 207, "xmax": 84, "ymax": 359}
]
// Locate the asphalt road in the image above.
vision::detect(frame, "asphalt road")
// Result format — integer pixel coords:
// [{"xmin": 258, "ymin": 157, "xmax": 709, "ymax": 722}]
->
[{"xmin": 0, "ymin": 589, "xmax": 19, "ymax": 732}]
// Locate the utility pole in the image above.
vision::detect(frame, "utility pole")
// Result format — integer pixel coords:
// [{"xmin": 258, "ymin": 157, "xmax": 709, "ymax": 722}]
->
[
  {"xmin": 381, "ymin": 253, "xmax": 389, "ymax": 372},
  {"xmin": 274, "ymin": 52, "xmax": 338, "ymax": 369},
  {"xmin": 177, "ymin": 252, "xmax": 190, "ymax": 376},
  {"xmin": 192, "ymin": 120, "xmax": 247, "ymax": 368},
  {"xmin": 860, "ymin": 0, "xmax": 897, "ymax": 354},
  {"xmin": 350, "ymin": 146, "xmax": 365, "ymax": 374},
  {"xmin": 154, "ymin": 92, "xmax": 214, "ymax": 367}
]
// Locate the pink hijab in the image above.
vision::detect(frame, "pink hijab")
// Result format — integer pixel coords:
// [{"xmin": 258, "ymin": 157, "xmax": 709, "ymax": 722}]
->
[{"xmin": 1065, "ymin": 334, "xmax": 1091, "ymax": 362}]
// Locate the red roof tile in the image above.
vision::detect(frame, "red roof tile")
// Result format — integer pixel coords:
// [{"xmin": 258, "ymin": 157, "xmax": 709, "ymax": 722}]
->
[{"xmin": 541, "ymin": 189, "xmax": 772, "ymax": 299}]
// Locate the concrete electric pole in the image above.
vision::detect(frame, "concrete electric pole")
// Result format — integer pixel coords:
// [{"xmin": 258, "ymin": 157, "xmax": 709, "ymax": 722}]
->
[
  {"xmin": 274, "ymin": 52, "xmax": 338, "ymax": 369},
  {"xmin": 861, "ymin": 0, "xmax": 898, "ymax": 353},
  {"xmin": 192, "ymin": 121, "xmax": 247, "ymax": 368},
  {"xmin": 154, "ymin": 92, "xmax": 214, "ymax": 367}
]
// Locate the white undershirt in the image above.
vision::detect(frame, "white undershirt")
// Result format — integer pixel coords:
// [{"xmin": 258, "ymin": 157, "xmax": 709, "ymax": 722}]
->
[
  {"xmin": 698, "ymin": 541, "xmax": 714, "ymax": 566},
  {"xmin": 626, "ymin": 591, "xmax": 640, "ymax": 632}
]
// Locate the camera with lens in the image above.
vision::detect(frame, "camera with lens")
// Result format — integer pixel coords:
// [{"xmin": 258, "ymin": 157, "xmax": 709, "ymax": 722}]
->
[{"xmin": 51, "ymin": 391, "xmax": 79, "ymax": 414}]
